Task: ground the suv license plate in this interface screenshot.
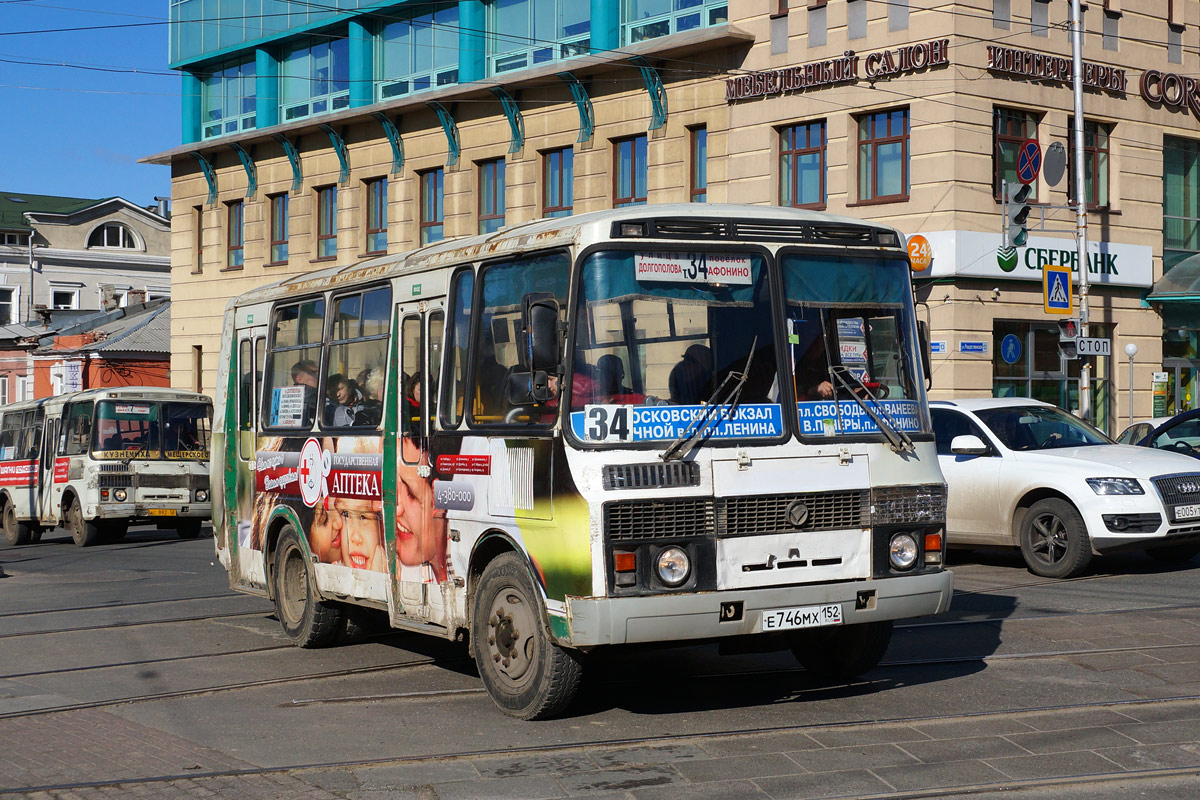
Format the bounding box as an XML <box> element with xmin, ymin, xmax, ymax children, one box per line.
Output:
<box><xmin>761</xmin><ymin>603</ymin><xmax>842</xmax><ymax>631</ymax></box>
<box><xmin>147</xmin><ymin>509</ymin><xmax>177</xmax><ymax>517</ymax></box>
<box><xmin>1175</xmin><ymin>504</ymin><xmax>1200</xmax><ymax>521</ymax></box>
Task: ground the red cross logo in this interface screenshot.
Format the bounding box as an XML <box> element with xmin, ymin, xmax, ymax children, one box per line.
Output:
<box><xmin>299</xmin><ymin>461</ymin><xmax>311</xmax><ymax>484</ymax></box>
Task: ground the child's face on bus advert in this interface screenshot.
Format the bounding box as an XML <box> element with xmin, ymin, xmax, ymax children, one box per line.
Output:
<box><xmin>336</xmin><ymin>497</ymin><xmax>384</xmax><ymax>571</ymax></box>
<box><xmin>395</xmin><ymin>438</ymin><xmax>446</xmax><ymax>568</ymax></box>
<box><xmin>309</xmin><ymin>499</ymin><xmax>342</xmax><ymax>563</ymax></box>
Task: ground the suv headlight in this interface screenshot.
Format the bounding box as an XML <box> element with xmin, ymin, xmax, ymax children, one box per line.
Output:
<box><xmin>1086</xmin><ymin>477</ymin><xmax>1144</xmax><ymax>495</ymax></box>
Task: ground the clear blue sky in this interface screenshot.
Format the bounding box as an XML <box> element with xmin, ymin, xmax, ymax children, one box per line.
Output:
<box><xmin>0</xmin><ymin>1</ymin><xmax>178</xmax><ymax>206</ymax></box>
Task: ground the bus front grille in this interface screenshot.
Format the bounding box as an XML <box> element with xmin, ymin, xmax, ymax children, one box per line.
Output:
<box><xmin>603</xmin><ymin>462</ymin><xmax>700</xmax><ymax>490</ymax></box>
<box><xmin>98</xmin><ymin>474</ymin><xmax>209</xmax><ymax>490</ymax></box>
<box><xmin>605</xmin><ymin>498</ymin><xmax>715</xmax><ymax>541</ymax></box>
<box><xmin>719</xmin><ymin>490</ymin><xmax>870</xmax><ymax>536</ymax></box>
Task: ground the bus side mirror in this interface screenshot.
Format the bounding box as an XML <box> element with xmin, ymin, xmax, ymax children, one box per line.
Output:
<box><xmin>519</xmin><ymin>293</ymin><xmax>561</xmax><ymax>373</ymax></box>
<box><xmin>505</xmin><ymin>369</ymin><xmax>551</xmax><ymax>406</ymax></box>
<box><xmin>918</xmin><ymin>321</ymin><xmax>933</xmax><ymax>391</ymax></box>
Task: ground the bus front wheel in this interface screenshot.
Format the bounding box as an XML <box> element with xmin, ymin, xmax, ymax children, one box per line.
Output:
<box><xmin>471</xmin><ymin>553</ymin><xmax>582</xmax><ymax>720</ymax></box>
<box><xmin>176</xmin><ymin>519</ymin><xmax>203</xmax><ymax>539</ymax></box>
<box><xmin>3</xmin><ymin>503</ymin><xmax>32</xmax><ymax>546</ymax></box>
<box><xmin>790</xmin><ymin>620</ymin><xmax>894</xmax><ymax>681</ymax></box>
<box><xmin>271</xmin><ymin>527</ymin><xmax>343</xmax><ymax>648</ymax></box>
<box><xmin>66</xmin><ymin>499</ymin><xmax>100</xmax><ymax>547</ymax></box>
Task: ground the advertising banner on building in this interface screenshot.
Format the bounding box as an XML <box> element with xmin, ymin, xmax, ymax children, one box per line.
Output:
<box><xmin>919</xmin><ymin>231</ymin><xmax>1153</xmax><ymax>289</ymax></box>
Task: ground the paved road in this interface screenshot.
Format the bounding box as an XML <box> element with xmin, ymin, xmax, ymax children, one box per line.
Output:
<box><xmin>1</xmin><ymin>529</ymin><xmax>1198</xmax><ymax>799</ymax></box>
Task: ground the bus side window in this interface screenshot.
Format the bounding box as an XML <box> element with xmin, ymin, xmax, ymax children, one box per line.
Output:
<box><xmin>0</xmin><ymin>413</ymin><xmax>16</xmax><ymax>460</ymax></box>
<box><xmin>62</xmin><ymin>403</ymin><xmax>94</xmax><ymax>456</ymax></box>
<box><xmin>441</xmin><ymin>268</ymin><xmax>474</xmax><ymax>429</ymax></box>
<box><xmin>263</xmin><ymin>297</ymin><xmax>325</xmax><ymax>430</ymax></box>
<box><xmin>400</xmin><ymin>314</ymin><xmax>422</xmax><ymax>443</ymax></box>
<box><xmin>238</xmin><ymin>339</ymin><xmax>253</xmax><ymax>432</ymax></box>
<box><xmin>324</xmin><ymin>285</ymin><xmax>390</xmax><ymax>429</ymax></box>
<box><xmin>427</xmin><ymin>310</ymin><xmax>444</xmax><ymax>428</ymax></box>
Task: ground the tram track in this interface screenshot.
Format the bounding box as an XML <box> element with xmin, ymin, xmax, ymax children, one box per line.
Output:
<box><xmin>0</xmin><ymin>592</ymin><xmax>252</xmax><ymax>620</ymax></box>
<box><xmin>2</xmin><ymin>694</ymin><xmax>1198</xmax><ymax>798</ymax></box>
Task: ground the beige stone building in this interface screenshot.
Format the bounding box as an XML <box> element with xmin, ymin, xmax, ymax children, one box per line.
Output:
<box><xmin>149</xmin><ymin>1</ymin><xmax>1200</xmax><ymax>435</ymax></box>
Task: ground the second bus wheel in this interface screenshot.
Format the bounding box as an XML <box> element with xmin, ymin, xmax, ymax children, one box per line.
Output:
<box><xmin>790</xmin><ymin>620</ymin><xmax>894</xmax><ymax>681</ymax></box>
<box><xmin>3</xmin><ymin>503</ymin><xmax>32</xmax><ymax>546</ymax></box>
<box><xmin>271</xmin><ymin>526</ymin><xmax>344</xmax><ymax>647</ymax></box>
<box><xmin>66</xmin><ymin>499</ymin><xmax>101</xmax><ymax>547</ymax></box>
<box><xmin>471</xmin><ymin>553</ymin><xmax>583</xmax><ymax>720</ymax></box>
<box><xmin>101</xmin><ymin>522</ymin><xmax>128</xmax><ymax>543</ymax></box>
<box><xmin>176</xmin><ymin>519</ymin><xmax>203</xmax><ymax>539</ymax></box>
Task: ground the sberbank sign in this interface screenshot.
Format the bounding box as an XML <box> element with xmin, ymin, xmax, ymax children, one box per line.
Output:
<box><xmin>921</xmin><ymin>231</ymin><xmax>1153</xmax><ymax>289</ymax></box>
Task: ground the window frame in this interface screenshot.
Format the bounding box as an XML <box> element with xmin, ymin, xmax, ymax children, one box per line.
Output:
<box><xmin>690</xmin><ymin>125</ymin><xmax>708</xmax><ymax>203</ymax></box>
<box><xmin>192</xmin><ymin>205</ymin><xmax>204</xmax><ymax>274</ymax></box>
<box><xmin>613</xmin><ymin>135</ymin><xmax>648</xmax><ymax>208</ymax></box>
<box><xmin>226</xmin><ymin>199</ymin><xmax>245</xmax><ymax>269</ymax></box>
<box><xmin>262</xmin><ymin>295</ymin><xmax>327</xmax><ymax>432</ymax></box>
<box><xmin>478</xmin><ymin>157</ymin><xmax>507</xmax><ymax>234</ymax></box>
<box><xmin>855</xmin><ymin>108</ymin><xmax>910</xmax><ymax>205</ymax></box>
<box><xmin>1068</xmin><ymin>118</ymin><xmax>1112</xmax><ymax>210</ymax></box>
<box><xmin>316</xmin><ymin>185</ymin><xmax>338</xmax><ymax>260</ymax></box>
<box><xmin>780</xmin><ymin>120</ymin><xmax>827</xmax><ymax>209</ymax></box>
<box><xmin>51</xmin><ymin>287</ymin><xmax>79</xmax><ymax>310</ymax></box>
<box><xmin>87</xmin><ymin>222</ymin><xmax>139</xmax><ymax>250</ymax></box>
<box><xmin>280</xmin><ymin>35</ymin><xmax>351</xmax><ymax>122</ymax></box>
<box><xmin>321</xmin><ymin>283</ymin><xmax>392</xmax><ymax>431</ymax></box>
<box><xmin>268</xmin><ymin>193</ymin><xmax>289</xmax><ymax>265</ymax></box>
<box><xmin>994</xmin><ymin>107</ymin><xmax>1040</xmax><ymax>202</ymax></box>
<box><xmin>420</xmin><ymin>168</ymin><xmax>445</xmax><ymax>245</ymax></box>
<box><xmin>542</xmin><ymin>147</ymin><xmax>574</xmax><ymax>218</ymax></box>
<box><xmin>364</xmin><ymin>177</ymin><xmax>388</xmax><ymax>255</ymax></box>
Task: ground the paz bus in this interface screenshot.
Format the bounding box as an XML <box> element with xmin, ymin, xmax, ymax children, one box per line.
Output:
<box><xmin>212</xmin><ymin>204</ymin><xmax>953</xmax><ymax>719</ymax></box>
<box><xmin>0</xmin><ymin>387</ymin><xmax>213</xmax><ymax>547</ymax></box>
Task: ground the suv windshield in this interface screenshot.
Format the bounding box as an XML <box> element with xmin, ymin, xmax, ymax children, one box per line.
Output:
<box><xmin>975</xmin><ymin>405</ymin><xmax>1110</xmax><ymax>451</ymax></box>
<box><xmin>92</xmin><ymin>401</ymin><xmax>212</xmax><ymax>460</ymax></box>
<box><xmin>780</xmin><ymin>253</ymin><xmax>929</xmax><ymax>438</ymax></box>
<box><xmin>569</xmin><ymin>250</ymin><xmax>780</xmax><ymax>446</ymax></box>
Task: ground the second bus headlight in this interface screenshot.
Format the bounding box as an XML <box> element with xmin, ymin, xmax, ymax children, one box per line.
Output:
<box><xmin>195</xmin><ymin>489</ymin><xmax>209</xmax><ymax>502</ymax></box>
<box><xmin>655</xmin><ymin>546</ymin><xmax>690</xmax><ymax>586</ymax></box>
<box><xmin>889</xmin><ymin>532</ymin><xmax>919</xmax><ymax>570</ymax></box>
<box><xmin>113</xmin><ymin>489</ymin><xmax>128</xmax><ymax>502</ymax></box>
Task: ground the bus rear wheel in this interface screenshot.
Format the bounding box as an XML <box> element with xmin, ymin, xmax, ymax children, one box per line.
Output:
<box><xmin>66</xmin><ymin>499</ymin><xmax>100</xmax><ymax>547</ymax></box>
<box><xmin>3</xmin><ymin>503</ymin><xmax>32</xmax><ymax>546</ymax></box>
<box><xmin>271</xmin><ymin>527</ymin><xmax>343</xmax><ymax>647</ymax></box>
<box><xmin>790</xmin><ymin>620</ymin><xmax>894</xmax><ymax>681</ymax></box>
<box><xmin>176</xmin><ymin>519</ymin><xmax>203</xmax><ymax>539</ymax></box>
<box><xmin>471</xmin><ymin>553</ymin><xmax>583</xmax><ymax>720</ymax></box>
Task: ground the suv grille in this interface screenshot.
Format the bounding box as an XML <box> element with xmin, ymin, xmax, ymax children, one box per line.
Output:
<box><xmin>1153</xmin><ymin>474</ymin><xmax>1200</xmax><ymax>506</ymax></box>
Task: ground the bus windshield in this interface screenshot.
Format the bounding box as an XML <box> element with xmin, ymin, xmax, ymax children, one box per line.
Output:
<box><xmin>570</xmin><ymin>250</ymin><xmax>781</xmax><ymax>446</ymax></box>
<box><xmin>92</xmin><ymin>401</ymin><xmax>212</xmax><ymax>460</ymax></box>
<box><xmin>781</xmin><ymin>253</ymin><xmax>929</xmax><ymax>438</ymax></box>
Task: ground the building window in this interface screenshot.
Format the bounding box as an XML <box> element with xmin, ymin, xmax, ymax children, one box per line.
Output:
<box><xmin>993</xmin><ymin>0</ymin><xmax>1010</xmax><ymax>30</ymax></box>
<box><xmin>0</xmin><ymin>287</ymin><xmax>15</xmax><ymax>325</ymax></box>
<box><xmin>622</xmin><ymin>0</ymin><xmax>728</xmax><ymax>45</ymax></box>
<box><xmin>1164</xmin><ymin>136</ymin><xmax>1200</xmax><ymax>273</ymax></box>
<box><xmin>479</xmin><ymin>158</ymin><xmax>507</xmax><ymax>234</ymax></box>
<box><xmin>857</xmin><ymin>109</ymin><xmax>909</xmax><ymax>203</ymax></box>
<box><xmin>226</xmin><ymin>200</ymin><xmax>244</xmax><ymax>268</ymax></box>
<box><xmin>200</xmin><ymin>58</ymin><xmax>256</xmax><ymax>140</ymax></box>
<box><xmin>848</xmin><ymin>0</ymin><xmax>866</xmax><ymax>39</ymax></box>
<box><xmin>365</xmin><ymin>178</ymin><xmax>387</xmax><ymax>254</ymax></box>
<box><xmin>0</xmin><ymin>375</ymin><xmax>6</xmax><ymax>406</ymax></box>
<box><xmin>809</xmin><ymin>0</ymin><xmax>827</xmax><ymax>47</ymax></box>
<box><xmin>317</xmin><ymin>185</ymin><xmax>338</xmax><ymax>259</ymax></box>
<box><xmin>377</xmin><ymin>5</ymin><xmax>459</xmax><ymax>100</ymax></box>
<box><xmin>994</xmin><ymin>108</ymin><xmax>1039</xmax><ymax>201</ymax></box>
<box><xmin>690</xmin><ymin>126</ymin><xmax>708</xmax><ymax>202</ymax></box>
<box><xmin>420</xmin><ymin>169</ymin><xmax>445</xmax><ymax>245</ymax></box>
<box><xmin>281</xmin><ymin>36</ymin><xmax>350</xmax><ymax>122</ymax></box>
<box><xmin>614</xmin><ymin>135</ymin><xmax>648</xmax><ymax>207</ymax></box>
<box><xmin>889</xmin><ymin>0</ymin><xmax>909</xmax><ymax>32</ymax></box>
<box><xmin>192</xmin><ymin>205</ymin><xmax>204</xmax><ymax>273</ymax></box>
<box><xmin>1</xmin><ymin>232</ymin><xmax>28</xmax><ymax>246</ymax></box>
<box><xmin>1031</xmin><ymin>0</ymin><xmax>1049</xmax><ymax>36</ymax></box>
<box><xmin>489</xmin><ymin>0</ymin><xmax>590</xmax><ymax>74</ymax></box>
<box><xmin>1102</xmin><ymin>10</ymin><xmax>1119</xmax><ymax>51</ymax></box>
<box><xmin>1068</xmin><ymin>119</ymin><xmax>1111</xmax><ymax>209</ymax></box>
<box><xmin>269</xmin><ymin>194</ymin><xmax>289</xmax><ymax>264</ymax></box>
<box><xmin>543</xmin><ymin>147</ymin><xmax>574</xmax><ymax>217</ymax></box>
<box><xmin>51</xmin><ymin>288</ymin><xmax>78</xmax><ymax>310</ymax></box>
<box><xmin>87</xmin><ymin>222</ymin><xmax>138</xmax><ymax>249</ymax></box>
<box><xmin>781</xmin><ymin>121</ymin><xmax>826</xmax><ymax>208</ymax></box>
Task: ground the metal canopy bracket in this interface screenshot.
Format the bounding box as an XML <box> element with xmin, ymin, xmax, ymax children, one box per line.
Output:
<box><xmin>189</xmin><ymin>152</ymin><xmax>218</xmax><ymax>206</ymax></box>
<box><xmin>630</xmin><ymin>56</ymin><xmax>668</xmax><ymax>131</ymax></box>
<box><xmin>318</xmin><ymin>123</ymin><xmax>350</xmax><ymax>185</ymax></box>
<box><xmin>557</xmin><ymin>72</ymin><xmax>594</xmax><ymax>143</ymax></box>
<box><xmin>427</xmin><ymin>102</ymin><xmax>460</xmax><ymax>167</ymax></box>
<box><xmin>228</xmin><ymin>142</ymin><xmax>257</xmax><ymax>199</ymax></box>
<box><xmin>273</xmin><ymin>133</ymin><xmax>303</xmax><ymax>193</ymax></box>
<box><xmin>490</xmin><ymin>87</ymin><xmax>524</xmax><ymax>154</ymax></box>
<box><xmin>372</xmin><ymin>112</ymin><xmax>405</xmax><ymax>176</ymax></box>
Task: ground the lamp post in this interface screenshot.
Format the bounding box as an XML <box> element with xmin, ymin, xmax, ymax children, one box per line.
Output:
<box><xmin>1124</xmin><ymin>342</ymin><xmax>1139</xmax><ymax>428</ymax></box>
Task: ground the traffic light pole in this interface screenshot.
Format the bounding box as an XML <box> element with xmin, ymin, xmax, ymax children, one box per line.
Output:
<box><xmin>1071</xmin><ymin>0</ymin><xmax>1091</xmax><ymax>423</ymax></box>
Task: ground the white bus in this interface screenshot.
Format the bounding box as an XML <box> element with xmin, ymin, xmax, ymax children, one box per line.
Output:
<box><xmin>0</xmin><ymin>387</ymin><xmax>213</xmax><ymax>547</ymax></box>
<box><xmin>212</xmin><ymin>204</ymin><xmax>953</xmax><ymax>719</ymax></box>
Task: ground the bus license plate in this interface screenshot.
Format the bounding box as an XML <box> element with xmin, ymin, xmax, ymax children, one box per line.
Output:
<box><xmin>761</xmin><ymin>603</ymin><xmax>842</xmax><ymax>631</ymax></box>
<box><xmin>1175</xmin><ymin>504</ymin><xmax>1200</xmax><ymax>521</ymax></box>
<box><xmin>147</xmin><ymin>509</ymin><xmax>177</xmax><ymax>517</ymax></box>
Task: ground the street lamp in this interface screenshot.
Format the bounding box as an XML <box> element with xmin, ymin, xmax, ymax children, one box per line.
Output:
<box><xmin>1124</xmin><ymin>343</ymin><xmax>1138</xmax><ymax>428</ymax></box>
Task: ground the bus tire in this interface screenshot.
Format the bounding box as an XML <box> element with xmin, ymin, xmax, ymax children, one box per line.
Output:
<box><xmin>1019</xmin><ymin>498</ymin><xmax>1092</xmax><ymax>579</ymax></box>
<box><xmin>471</xmin><ymin>553</ymin><xmax>583</xmax><ymax>720</ymax></box>
<box><xmin>176</xmin><ymin>519</ymin><xmax>203</xmax><ymax>539</ymax></box>
<box><xmin>102</xmin><ymin>523</ymin><xmax>128</xmax><ymax>543</ymax></box>
<box><xmin>3</xmin><ymin>503</ymin><xmax>32</xmax><ymax>546</ymax></box>
<box><xmin>66</xmin><ymin>499</ymin><xmax>100</xmax><ymax>547</ymax></box>
<box><xmin>791</xmin><ymin>620</ymin><xmax>894</xmax><ymax>681</ymax></box>
<box><xmin>272</xmin><ymin>527</ymin><xmax>343</xmax><ymax>648</ymax></box>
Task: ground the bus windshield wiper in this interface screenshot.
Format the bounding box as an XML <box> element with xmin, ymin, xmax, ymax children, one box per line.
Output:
<box><xmin>827</xmin><ymin>366</ymin><xmax>915</xmax><ymax>454</ymax></box>
<box><xmin>662</xmin><ymin>338</ymin><xmax>756</xmax><ymax>462</ymax></box>
<box><xmin>122</xmin><ymin>442</ymin><xmax>149</xmax><ymax>465</ymax></box>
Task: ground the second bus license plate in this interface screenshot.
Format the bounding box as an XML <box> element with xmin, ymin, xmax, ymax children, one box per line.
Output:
<box><xmin>761</xmin><ymin>603</ymin><xmax>842</xmax><ymax>631</ymax></box>
<box><xmin>147</xmin><ymin>509</ymin><xmax>177</xmax><ymax>517</ymax></box>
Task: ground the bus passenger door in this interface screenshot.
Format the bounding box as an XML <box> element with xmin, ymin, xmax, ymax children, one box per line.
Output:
<box><xmin>39</xmin><ymin>414</ymin><xmax>62</xmax><ymax>526</ymax></box>
<box><xmin>232</xmin><ymin>331</ymin><xmax>266</xmax><ymax>577</ymax></box>
<box><xmin>392</xmin><ymin>305</ymin><xmax>449</xmax><ymax>625</ymax></box>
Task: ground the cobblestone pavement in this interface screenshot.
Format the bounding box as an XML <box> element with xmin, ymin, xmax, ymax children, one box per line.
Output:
<box><xmin>2</xmin><ymin>698</ymin><xmax>1198</xmax><ymax>799</ymax></box>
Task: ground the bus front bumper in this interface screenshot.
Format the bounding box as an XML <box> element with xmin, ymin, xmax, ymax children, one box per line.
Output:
<box><xmin>563</xmin><ymin>570</ymin><xmax>953</xmax><ymax>648</ymax></box>
<box><xmin>87</xmin><ymin>503</ymin><xmax>212</xmax><ymax>521</ymax></box>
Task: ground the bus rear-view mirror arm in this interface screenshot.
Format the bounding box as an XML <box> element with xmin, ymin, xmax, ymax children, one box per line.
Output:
<box><xmin>918</xmin><ymin>320</ymin><xmax>933</xmax><ymax>391</ymax></box>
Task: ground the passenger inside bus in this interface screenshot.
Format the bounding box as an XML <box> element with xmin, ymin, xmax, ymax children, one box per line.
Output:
<box><xmin>325</xmin><ymin>373</ymin><xmax>365</xmax><ymax>427</ymax></box>
<box><xmin>404</xmin><ymin>373</ymin><xmax>422</xmax><ymax>436</ymax></box>
<box><xmin>291</xmin><ymin>359</ymin><xmax>320</xmax><ymax>423</ymax></box>
<box><xmin>669</xmin><ymin>344</ymin><xmax>714</xmax><ymax>405</ymax></box>
<box><xmin>353</xmin><ymin>367</ymin><xmax>384</xmax><ymax>426</ymax></box>
<box><xmin>794</xmin><ymin>335</ymin><xmax>835</xmax><ymax>401</ymax></box>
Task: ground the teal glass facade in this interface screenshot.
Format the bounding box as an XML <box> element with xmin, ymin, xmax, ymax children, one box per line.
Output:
<box><xmin>172</xmin><ymin>0</ymin><xmax>728</xmax><ymax>143</ymax></box>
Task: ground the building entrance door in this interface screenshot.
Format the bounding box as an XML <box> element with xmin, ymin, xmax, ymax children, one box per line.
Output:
<box><xmin>1162</xmin><ymin>359</ymin><xmax>1200</xmax><ymax>415</ymax></box>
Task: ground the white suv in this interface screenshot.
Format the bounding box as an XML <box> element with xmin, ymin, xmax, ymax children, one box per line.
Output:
<box><xmin>931</xmin><ymin>398</ymin><xmax>1200</xmax><ymax>578</ymax></box>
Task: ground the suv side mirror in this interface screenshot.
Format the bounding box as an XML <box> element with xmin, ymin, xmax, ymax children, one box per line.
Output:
<box><xmin>518</xmin><ymin>292</ymin><xmax>561</xmax><ymax>373</ymax></box>
<box><xmin>950</xmin><ymin>434</ymin><xmax>990</xmax><ymax>456</ymax></box>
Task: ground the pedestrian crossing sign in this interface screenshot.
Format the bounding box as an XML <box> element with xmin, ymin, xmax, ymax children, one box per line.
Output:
<box><xmin>1043</xmin><ymin>265</ymin><xmax>1073</xmax><ymax>315</ymax></box>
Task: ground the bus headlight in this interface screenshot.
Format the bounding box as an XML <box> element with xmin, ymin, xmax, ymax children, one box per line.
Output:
<box><xmin>195</xmin><ymin>489</ymin><xmax>209</xmax><ymax>503</ymax></box>
<box><xmin>655</xmin><ymin>546</ymin><xmax>690</xmax><ymax>586</ymax></box>
<box><xmin>113</xmin><ymin>489</ymin><xmax>128</xmax><ymax>502</ymax></box>
<box><xmin>888</xmin><ymin>532</ymin><xmax>919</xmax><ymax>570</ymax></box>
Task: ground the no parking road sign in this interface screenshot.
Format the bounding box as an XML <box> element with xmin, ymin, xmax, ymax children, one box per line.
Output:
<box><xmin>1017</xmin><ymin>139</ymin><xmax>1042</xmax><ymax>185</ymax></box>
<box><xmin>1043</xmin><ymin>264</ymin><xmax>1073</xmax><ymax>315</ymax></box>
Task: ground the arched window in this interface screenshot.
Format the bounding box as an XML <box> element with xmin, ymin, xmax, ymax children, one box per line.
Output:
<box><xmin>88</xmin><ymin>222</ymin><xmax>139</xmax><ymax>250</ymax></box>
